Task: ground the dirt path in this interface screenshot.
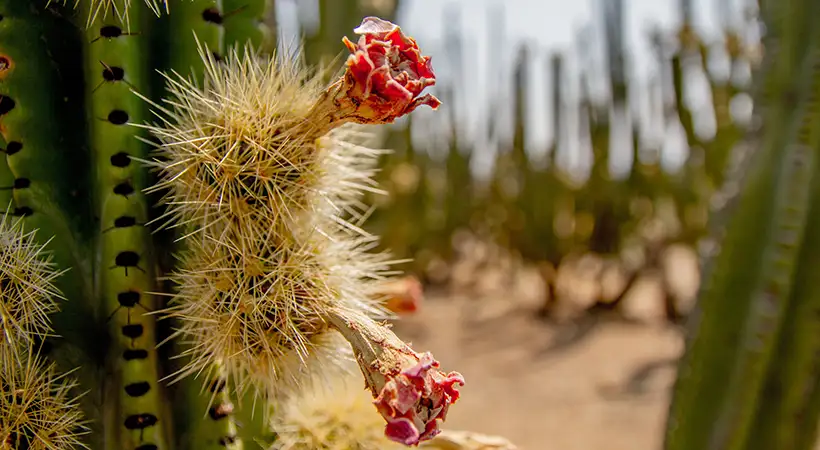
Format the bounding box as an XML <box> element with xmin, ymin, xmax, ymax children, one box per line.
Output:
<box><xmin>391</xmin><ymin>292</ymin><xmax>683</xmax><ymax>450</ymax></box>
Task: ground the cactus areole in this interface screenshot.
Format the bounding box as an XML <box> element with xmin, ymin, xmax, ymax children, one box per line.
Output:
<box><xmin>0</xmin><ymin>2</ymin><xmax>460</xmax><ymax>448</ymax></box>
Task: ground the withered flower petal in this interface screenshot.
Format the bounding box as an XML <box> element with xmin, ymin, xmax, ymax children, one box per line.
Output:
<box><xmin>330</xmin><ymin>16</ymin><xmax>441</xmax><ymax>125</ymax></box>
<box><xmin>327</xmin><ymin>309</ymin><xmax>464</xmax><ymax>446</ymax></box>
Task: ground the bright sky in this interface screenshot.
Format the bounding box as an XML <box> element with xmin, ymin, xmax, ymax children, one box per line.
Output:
<box><xmin>278</xmin><ymin>0</ymin><xmax>756</xmax><ymax>176</ymax></box>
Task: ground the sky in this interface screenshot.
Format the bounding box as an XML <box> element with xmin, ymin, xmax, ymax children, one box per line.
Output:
<box><xmin>277</xmin><ymin>0</ymin><xmax>757</xmax><ymax>177</ymax></box>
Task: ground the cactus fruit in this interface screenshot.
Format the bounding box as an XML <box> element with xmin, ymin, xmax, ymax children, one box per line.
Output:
<box><xmin>1</xmin><ymin>1</ymin><xmax>466</xmax><ymax>447</ymax></box>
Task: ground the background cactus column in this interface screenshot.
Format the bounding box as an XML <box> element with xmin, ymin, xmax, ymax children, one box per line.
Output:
<box><xmin>664</xmin><ymin>0</ymin><xmax>820</xmax><ymax>448</ymax></box>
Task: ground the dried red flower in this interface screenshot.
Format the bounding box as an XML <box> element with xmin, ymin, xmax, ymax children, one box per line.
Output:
<box><xmin>331</xmin><ymin>16</ymin><xmax>441</xmax><ymax>124</ymax></box>
<box><xmin>327</xmin><ymin>310</ymin><xmax>464</xmax><ymax>446</ymax></box>
<box><xmin>374</xmin><ymin>352</ymin><xmax>465</xmax><ymax>445</ymax></box>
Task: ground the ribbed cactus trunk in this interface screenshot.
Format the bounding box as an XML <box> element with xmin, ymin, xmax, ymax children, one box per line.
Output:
<box><xmin>0</xmin><ymin>3</ymin><xmax>466</xmax><ymax>450</ymax></box>
<box><xmin>664</xmin><ymin>1</ymin><xmax>820</xmax><ymax>449</ymax></box>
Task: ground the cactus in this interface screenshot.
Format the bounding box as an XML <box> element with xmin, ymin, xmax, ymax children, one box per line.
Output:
<box><xmin>0</xmin><ymin>3</ymin><xmax>469</xmax><ymax>449</ymax></box>
<box><xmin>664</xmin><ymin>1</ymin><xmax>820</xmax><ymax>449</ymax></box>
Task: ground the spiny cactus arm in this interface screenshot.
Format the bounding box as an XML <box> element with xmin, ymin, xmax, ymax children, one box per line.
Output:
<box><xmin>0</xmin><ymin>342</ymin><xmax>89</xmax><ymax>449</ymax></box>
<box><xmin>222</xmin><ymin>0</ymin><xmax>273</xmax><ymax>53</ymax></box>
<box><xmin>664</xmin><ymin>1</ymin><xmax>815</xmax><ymax>447</ymax></box>
<box><xmin>0</xmin><ymin>203</ymin><xmax>86</xmax><ymax>448</ymax></box>
<box><xmin>81</xmin><ymin>2</ymin><xmax>173</xmax><ymax>449</ymax></box>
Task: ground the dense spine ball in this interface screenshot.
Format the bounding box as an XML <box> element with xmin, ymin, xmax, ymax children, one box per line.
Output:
<box><xmin>142</xmin><ymin>45</ymin><xmax>394</xmax><ymax>395</ymax></box>
<box><xmin>0</xmin><ymin>345</ymin><xmax>87</xmax><ymax>450</ymax></box>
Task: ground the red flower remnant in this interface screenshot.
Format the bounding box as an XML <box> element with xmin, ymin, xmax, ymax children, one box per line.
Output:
<box><xmin>374</xmin><ymin>352</ymin><xmax>465</xmax><ymax>445</ymax></box>
<box><xmin>326</xmin><ymin>310</ymin><xmax>465</xmax><ymax>447</ymax></box>
<box><xmin>336</xmin><ymin>16</ymin><xmax>441</xmax><ymax>124</ymax></box>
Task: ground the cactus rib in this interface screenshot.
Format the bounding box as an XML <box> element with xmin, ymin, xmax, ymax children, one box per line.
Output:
<box><xmin>82</xmin><ymin>1</ymin><xmax>172</xmax><ymax>448</ymax></box>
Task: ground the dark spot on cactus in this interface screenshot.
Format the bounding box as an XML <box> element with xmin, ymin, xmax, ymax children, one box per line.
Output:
<box><xmin>102</xmin><ymin>65</ymin><xmax>125</xmax><ymax>81</ymax></box>
<box><xmin>219</xmin><ymin>435</ymin><xmax>238</xmax><ymax>446</ymax></box>
<box><xmin>13</xmin><ymin>178</ymin><xmax>29</xmax><ymax>189</ymax></box>
<box><xmin>114</xmin><ymin>251</ymin><xmax>142</xmax><ymax>276</ymax></box>
<box><xmin>114</xmin><ymin>181</ymin><xmax>135</xmax><ymax>196</ymax></box>
<box><xmin>4</xmin><ymin>141</ymin><xmax>22</xmax><ymax>155</ymax></box>
<box><xmin>124</xmin><ymin>413</ymin><xmax>158</xmax><ymax>430</ymax></box>
<box><xmin>92</xmin><ymin>26</ymin><xmax>141</xmax><ymax>43</ymax></box>
<box><xmin>118</xmin><ymin>290</ymin><xmax>141</xmax><ymax>307</ymax></box>
<box><xmin>0</xmin><ymin>14</ymin><xmax>3</xmax><ymax>22</ymax></box>
<box><xmin>123</xmin><ymin>349</ymin><xmax>148</xmax><ymax>360</ymax></box>
<box><xmin>111</xmin><ymin>151</ymin><xmax>131</xmax><ymax>167</ymax></box>
<box><xmin>0</xmin><ymin>95</ymin><xmax>15</xmax><ymax>115</ymax></box>
<box><xmin>108</xmin><ymin>110</ymin><xmax>129</xmax><ymax>125</ymax></box>
<box><xmin>122</xmin><ymin>324</ymin><xmax>144</xmax><ymax>338</ymax></box>
<box><xmin>209</xmin><ymin>403</ymin><xmax>234</xmax><ymax>420</ymax></box>
<box><xmin>212</xmin><ymin>52</ymin><xmax>223</xmax><ymax>63</ymax></box>
<box><xmin>100</xmin><ymin>25</ymin><xmax>122</xmax><ymax>38</ymax></box>
<box><xmin>115</xmin><ymin>216</ymin><xmax>137</xmax><ymax>228</ymax></box>
<box><xmin>136</xmin><ymin>445</ymin><xmax>158</xmax><ymax>450</ymax></box>
<box><xmin>202</xmin><ymin>7</ymin><xmax>223</xmax><ymax>24</ymax></box>
<box><xmin>208</xmin><ymin>377</ymin><xmax>227</xmax><ymax>393</ymax></box>
<box><xmin>12</xmin><ymin>207</ymin><xmax>32</xmax><ymax>217</ymax></box>
<box><xmin>125</xmin><ymin>381</ymin><xmax>151</xmax><ymax>397</ymax></box>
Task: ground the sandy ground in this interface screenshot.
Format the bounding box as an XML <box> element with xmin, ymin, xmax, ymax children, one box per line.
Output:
<box><xmin>390</xmin><ymin>275</ymin><xmax>686</xmax><ymax>450</ymax></box>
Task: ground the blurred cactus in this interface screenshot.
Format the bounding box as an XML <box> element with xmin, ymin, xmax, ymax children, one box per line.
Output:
<box><xmin>0</xmin><ymin>3</ymin><xmax>474</xmax><ymax>448</ymax></box>
<box><xmin>664</xmin><ymin>1</ymin><xmax>820</xmax><ymax>449</ymax></box>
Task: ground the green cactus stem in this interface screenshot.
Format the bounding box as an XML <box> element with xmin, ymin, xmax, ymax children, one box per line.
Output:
<box><xmin>164</xmin><ymin>0</ymin><xmax>223</xmax><ymax>78</ymax></box>
<box><xmin>81</xmin><ymin>2</ymin><xmax>172</xmax><ymax>449</ymax></box>
<box><xmin>741</xmin><ymin>15</ymin><xmax>820</xmax><ymax>450</ymax></box>
<box><xmin>664</xmin><ymin>1</ymin><xmax>820</xmax><ymax>448</ymax></box>
<box><xmin>221</xmin><ymin>0</ymin><xmax>273</xmax><ymax>53</ymax></box>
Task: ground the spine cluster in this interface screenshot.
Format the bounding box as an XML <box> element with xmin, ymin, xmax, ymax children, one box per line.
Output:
<box><xmin>0</xmin><ymin>213</ymin><xmax>87</xmax><ymax>449</ymax></box>
<box><xmin>141</xmin><ymin>17</ymin><xmax>464</xmax><ymax>445</ymax></box>
<box><xmin>141</xmin><ymin>43</ymin><xmax>393</xmax><ymax>396</ymax></box>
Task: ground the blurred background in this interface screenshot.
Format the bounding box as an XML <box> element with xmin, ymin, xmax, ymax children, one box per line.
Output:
<box><xmin>271</xmin><ymin>1</ymin><xmax>762</xmax><ymax>448</ymax></box>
